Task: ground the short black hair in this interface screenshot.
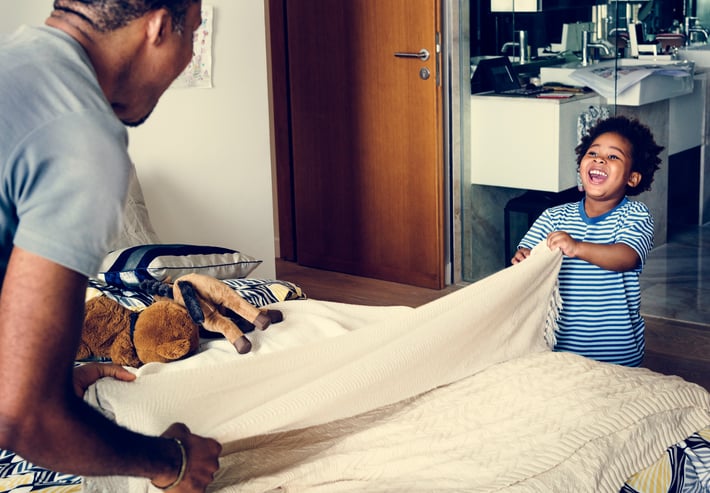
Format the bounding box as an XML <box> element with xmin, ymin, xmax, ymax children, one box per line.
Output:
<box><xmin>53</xmin><ymin>0</ymin><xmax>200</xmax><ymax>33</ymax></box>
<box><xmin>575</xmin><ymin>115</ymin><xmax>663</xmax><ymax>196</ymax></box>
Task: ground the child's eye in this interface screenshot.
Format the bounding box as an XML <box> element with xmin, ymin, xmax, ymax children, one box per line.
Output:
<box><xmin>608</xmin><ymin>154</ymin><xmax>619</xmax><ymax>160</ymax></box>
<box><xmin>587</xmin><ymin>151</ymin><xmax>597</xmax><ymax>157</ymax></box>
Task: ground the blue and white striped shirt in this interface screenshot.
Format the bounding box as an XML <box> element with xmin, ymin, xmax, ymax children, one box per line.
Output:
<box><xmin>518</xmin><ymin>198</ymin><xmax>654</xmax><ymax>366</ymax></box>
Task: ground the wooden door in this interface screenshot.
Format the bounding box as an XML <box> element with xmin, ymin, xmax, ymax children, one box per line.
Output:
<box><xmin>279</xmin><ymin>0</ymin><xmax>445</xmax><ymax>289</ymax></box>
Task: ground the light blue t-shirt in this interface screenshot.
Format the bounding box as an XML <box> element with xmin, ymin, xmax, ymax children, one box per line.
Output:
<box><xmin>0</xmin><ymin>25</ymin><xmax>130</xmax><ymax>285</ymax></box>
<box><xmin>518</xmin><ymin>198</ymin><xmax>654</xmax><ymax>366</ymax></box>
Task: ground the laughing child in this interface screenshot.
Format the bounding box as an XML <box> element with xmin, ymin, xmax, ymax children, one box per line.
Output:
<box><xmin>511</xmin><ymin>115</ymin><xmax>663</xmax><ymax>366</ymax></box>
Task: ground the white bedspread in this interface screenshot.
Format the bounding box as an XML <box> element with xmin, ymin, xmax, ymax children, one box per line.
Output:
<box><xmin>83</xmin><ymin>244</ymin><xmax>710</xmax><ymax>492</ymax></box>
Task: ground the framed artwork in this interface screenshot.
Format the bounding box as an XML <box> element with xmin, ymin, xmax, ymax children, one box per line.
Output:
<box><xmin>172</xmin><ymin>4</ymin><xmax>213</xmax><ymax>89</ymax></box>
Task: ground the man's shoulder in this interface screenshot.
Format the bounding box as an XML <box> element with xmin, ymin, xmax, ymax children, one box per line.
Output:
<box><xmin>0</xmin><ymin>25</ymin><xmax>105</xmax><ymax>112</ymax></box>
<box><xmin>1</xmin><ymin>25</ymin><xmax>83</xmax><ymax>67</ymax></box>
<box><xmin>0</xmin><ymin>25</ymin><xmax>121</xmax><ymax>162</ymax></box>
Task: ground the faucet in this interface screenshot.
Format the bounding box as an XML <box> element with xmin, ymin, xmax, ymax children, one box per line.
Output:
<box><xmin>685</xmin><ymin>17</ymin><xmax>710</xmax><ymax>45</ymax></box>
<box><xmin>501</xmin><ymin>41</ymin><xmax>520</xmax><ymax>54</ymax></box>
<box><xmin>688</xmin><ymin>28</ymin><xmax>710</xmax><ymax>44</ymax></box>
<box><xmin>581</xmin><ymin>31</ymin><xmax>611</xmax><ymax>66</ymax></box>
<box><xmin>500</xmin><ymin>31</ymin><xmax>529</xmax><ymax>64</ymax></box>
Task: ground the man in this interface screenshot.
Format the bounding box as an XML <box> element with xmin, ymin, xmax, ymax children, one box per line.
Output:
<box><xmin>0</xmin><ymin>1</ymin><xmax>221</xmax><ymax>491</ymax></box>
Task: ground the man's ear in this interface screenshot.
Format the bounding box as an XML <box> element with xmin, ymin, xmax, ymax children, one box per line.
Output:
<box><xmin>627</xmin><ymin>171</ymin><xmax>642</xmax><ymax>188</ymax></box>
<box><xmin>144</xmin><ymin>8</ymin><xmax>172</xmax><ymax>46</ymax></box>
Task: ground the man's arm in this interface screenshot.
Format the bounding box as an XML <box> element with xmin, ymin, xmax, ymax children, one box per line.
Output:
<box><xmin>0</xmin><ymin>247</ymin><xmax>220</xmax><ymax>490</ymax></box>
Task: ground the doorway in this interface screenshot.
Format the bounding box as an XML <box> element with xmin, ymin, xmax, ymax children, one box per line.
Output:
<box><xmin>268</xmin><ymin>0</ymin><xmax>465</xmax><ymax>289</ymax></box>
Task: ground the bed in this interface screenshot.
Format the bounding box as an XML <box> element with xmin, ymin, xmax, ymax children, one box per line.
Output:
<box><xmin>1</xmin><ymin>171</ymin><xmax>709</xmax><ymax>493</ymax></box>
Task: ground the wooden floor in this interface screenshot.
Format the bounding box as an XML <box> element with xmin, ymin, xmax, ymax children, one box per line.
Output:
<box><xmin>644</xmin><ymin>317</ymin><xmax>710</xmax><ymax>391</ymax></box>
<box><xmin>276</xmin><ymin>258</ymin><xmax>463</xmax><ymax>307</ymax></box>
<box><xmin>276</xmin><ymin>259</ymin><xmax>710</xmax><ymax>391</ymax></box>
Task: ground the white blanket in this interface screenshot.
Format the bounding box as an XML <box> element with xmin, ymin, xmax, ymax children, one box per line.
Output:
<box><xmin>84</xmin><ymin>244</ymin><xmax>710</xmax><ymax>492</ymax></box>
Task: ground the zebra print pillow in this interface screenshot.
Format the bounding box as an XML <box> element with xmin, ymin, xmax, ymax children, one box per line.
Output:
<box><xmin>87</xmin><ymin>277</ymin><xmax>306</xmax><ymax>310</ymax></box>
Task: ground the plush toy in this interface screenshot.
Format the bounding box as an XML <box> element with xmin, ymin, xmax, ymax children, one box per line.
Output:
<box><xmin>78</xmin><ymin>274</ymin><xmax>285</xmax><ymax>367</ymax></box>
<box><xmin>141</xmin><ymin>273</ymin><xmax>284</xmax><ymax>354</ymax></box>
<box><xmin>78</xmin><ymin>296</ymin><xmax>201</xmax><ymax>367</ymax></box>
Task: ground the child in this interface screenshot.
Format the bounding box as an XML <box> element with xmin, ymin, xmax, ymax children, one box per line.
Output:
<box><xmin>511</xmin><ymin>115</ymin><xmax>663</xmax><ymax>367</ymax></box>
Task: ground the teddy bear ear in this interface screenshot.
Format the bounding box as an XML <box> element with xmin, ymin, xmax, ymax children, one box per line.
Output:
<box><xmin>155</xmin><ymin>339</ymin><xmax>193</xmax><ymax>360</ymax></box>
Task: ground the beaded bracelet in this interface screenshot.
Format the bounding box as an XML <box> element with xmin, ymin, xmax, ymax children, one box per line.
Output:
<box><xmin>162</xmin><ymin>438</ymin><xmax>188</xmax><ymax>491</ymax></box>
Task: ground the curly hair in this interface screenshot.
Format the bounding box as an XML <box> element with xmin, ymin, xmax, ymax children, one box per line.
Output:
<box><xmin>575</xmin><ymin>115</ymin><xmax>663</xmax><ymax>196</ymax></box>
<box><xmin>53</xmin><ymin>0</ymin><xmax>200</xmax><ymax>34</ymax></box>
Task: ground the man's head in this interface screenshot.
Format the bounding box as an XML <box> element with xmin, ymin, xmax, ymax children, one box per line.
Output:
<box><xmin>52</xmin><ymin>0</ymin><xmax>200</xmax><ymax>34</ymax></box>
<box><xmin>47</xmin><ymin>0</ymin><xmax>202</xmax><ymax>126</ymax></box>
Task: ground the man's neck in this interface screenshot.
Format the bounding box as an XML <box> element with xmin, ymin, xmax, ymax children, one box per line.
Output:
<box><xmin>44</xmin><ymin>11</ymin><xmax>138</xmax><ymax>112</ymax></box>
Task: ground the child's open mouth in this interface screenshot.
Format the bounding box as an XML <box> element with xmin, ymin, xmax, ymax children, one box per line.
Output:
<box><xmin>588</xmin><ymin>169</ymin><xmax>607</xmax><ymax>185</ymax></box>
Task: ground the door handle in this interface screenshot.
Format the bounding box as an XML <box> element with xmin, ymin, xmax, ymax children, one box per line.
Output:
<box><xmin>394</xmin><ymin>48</ymin><xmax>430</xmax><ymax>61</ymax></box>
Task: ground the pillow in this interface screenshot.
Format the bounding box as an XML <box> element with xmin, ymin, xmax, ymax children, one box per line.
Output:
<box><xmin>221</xmin><ymin>278</ymin><xmax>306</xmax><ymax>305</ymax></box>
<box><xmin>108</xmin><ymin>164</ymin><xmax>162</xmax><ymax>251</ymax></box>
<box><xmin>97</xmin><ymin>244</ymin><xmax>261</xmax><ymax>289</ymax></box>
<box><xmin>87</xmin><ymin>277</ymin><xmax>306</xmax><ymax>310</ymax></box>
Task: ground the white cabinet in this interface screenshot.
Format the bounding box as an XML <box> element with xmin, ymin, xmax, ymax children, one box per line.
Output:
<box><xmin>490</xmin><ymin>0</ymin><xmax>541</xmax><ymax>11</ymax></box>
<box><xmin>470</xmin><ymin>93</ymin><xmax>601</xmax><ymax>192</ymax></box>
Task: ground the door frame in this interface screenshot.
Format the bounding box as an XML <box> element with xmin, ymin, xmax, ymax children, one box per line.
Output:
<box><xmin>265</xmin><ymin>0</ymin><xmax>295</xmax><ymax>261</ymax></box>
<box><xmin>265</xmin><ymin>0</ymin><xmax>467</xmax><ymax>285</ymax></box>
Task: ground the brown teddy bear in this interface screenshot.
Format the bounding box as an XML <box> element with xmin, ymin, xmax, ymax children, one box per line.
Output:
<box><xmin>79</xmin><ymin>274</ymin><xmax>286</xmax><ymax>367</ymax></box>
<box><xmin>78</xmin><ymin>296</ymin><xmax>200</xmax><ymax>368</ymax></box>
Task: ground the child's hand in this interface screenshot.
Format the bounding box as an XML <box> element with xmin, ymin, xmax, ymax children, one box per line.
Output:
<box><xmin>547</xmin><ymin>231</ymin><xmax>578</xmax><ymax>257</ymax></box>
<box><xmin>511</xmin><ymin>247</ymin><xmax>531</xmax><ymax>264</ymax></box>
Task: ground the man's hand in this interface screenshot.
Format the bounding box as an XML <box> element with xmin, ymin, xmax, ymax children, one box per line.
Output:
<box><xmin>75</xmin><ymin>364</ymin><xmax>222</xmax><ymax>491</ymax></box>
<box><xmin>151</xmin><ymin>423</ymin><xmax>222</xmax><ymax>492</ymax></box>
<box><xmin>73</xmin><ymin>362</ymin><xmax>136</xmax><ymax>398</ymax></box>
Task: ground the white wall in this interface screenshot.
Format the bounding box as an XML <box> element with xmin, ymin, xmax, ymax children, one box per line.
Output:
<box><xmin>0</xmin><ymin>1</ymin><xmax>277</xmax><ymax>278</ymax></box>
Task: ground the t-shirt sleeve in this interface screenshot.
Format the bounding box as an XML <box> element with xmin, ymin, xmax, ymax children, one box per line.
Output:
<box><xmin>10</xmin><ymin>111</ymin><xmax>130</xmax><ymax>277</ymax></box>
<box><xmin>517</xmin><ymin>209</ymin><xmax>554</xmax><ymax>250</ymax></box>
<box><xmin>615</xmin><ymin>201</ymin><xmax>654</xmax><ymax>269</ymax></box>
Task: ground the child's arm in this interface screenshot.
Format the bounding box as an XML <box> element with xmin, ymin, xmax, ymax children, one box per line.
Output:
<box><xmin>512</xmin><ymin>210</ymin><xmax>556</xmax><ymax>265</ymax></box>
<box><xmin>511</xmin><ymin>247</ymin><xmax>531</xmax><ymax>265</ymax></box>
<box><xmin>547</xmin><ymin>231</ymin><xmax>640</xmax><ymax>272</ymax></box>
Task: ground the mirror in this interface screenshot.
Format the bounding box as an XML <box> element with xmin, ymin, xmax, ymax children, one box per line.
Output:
<box><xmin>471</xmin><ymin>1</ymin><xmax>708</xmax><ymax>78</ymax></box>
<box><xmin>698</xmin><ymin>0</ymin><xmax>710</xmax><ymax>33</ymax></box>
<box><xmin>463</xmin><ymin>0</ymin><xmax>706</xmax><ymax>283</ymax></box>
